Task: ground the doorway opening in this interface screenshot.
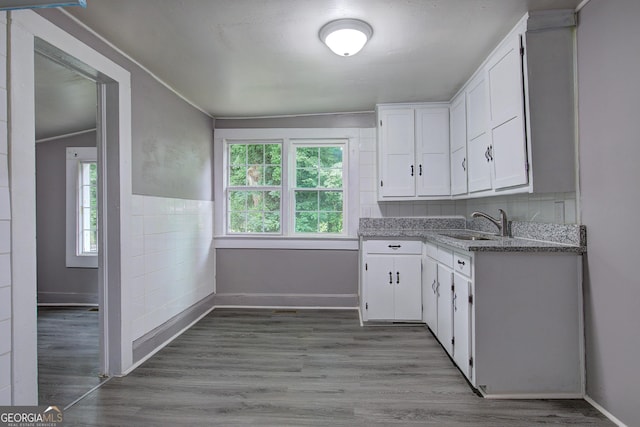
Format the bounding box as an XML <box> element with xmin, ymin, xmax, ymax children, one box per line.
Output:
<box><xmin>34</xmin><ymin>50</ymin><xmax>106</xmax><ymax>406</ymax></box>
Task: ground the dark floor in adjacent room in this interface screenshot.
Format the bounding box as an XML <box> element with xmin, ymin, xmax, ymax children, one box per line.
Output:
<box><xmin>38</xmin><ymin>306</ymin><xmax>107</xmax><ymax>407</ymax></box>
<box><xmin>57</xmin><ymin>308</ymin><xmax>613</xmax><ymax>426</ymax></box>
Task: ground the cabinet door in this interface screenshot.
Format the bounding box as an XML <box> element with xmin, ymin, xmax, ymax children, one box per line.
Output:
<box><xmin>450</xmin><ymin>93</ymin><xmax>468</xmax><ymax>196</ymax></box>
<box><xmin>467</xmin><ymin>132</ymin><xmax>492</xmax><ymax>193</ymax></box>
<box><xmin>487</xmin><ymin>34</ymin><xmax>528</xmax><ymax>190</ymax></box>
<box><xmin>365</xmin><ymin>256</ymin><xmax>395</xmax><ymax>320</ymax></box>
<box><xmin>453</xmin><ymin>273</ymin><xmax>472</xmax><ymax>381</ymax></box>
<box><xmin>379</xmin><ymin>108</ymin><xmax>415</xmax><ymax>197</ymax></box>
<box><xmin>437</xmin><ymin>264</ymin><xmax>454</xmax><ymax>356</ymax></box>
<box><xmin>415</xmin><ymin>107</ymin><xmax>450</xmax><ymax>196</ymax></box>
<box><xmin>422</xmin><ymin>256</ymin><xmax>438</xmax><ymax>331</ymax></box>
<box><xmin>393</xmin><ymin>256</ymin><xmax>422</xmax><ymax>321</ymax></box>
<box><xmin>466</xmin><ymin>75</ymin><xmax>492</xmax><ymax>193</ymax></box>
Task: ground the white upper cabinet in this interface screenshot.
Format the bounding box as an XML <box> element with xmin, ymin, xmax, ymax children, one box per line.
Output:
<box><xmin>450</xmin><ymin>92</ymin><xmax>468</xmax><ymax>196</ymax></box>
<box><xmin>378</xmin><ymin>108</ymin><xmax>415</xmax><ymax>198</ymax></box>
<box><xmin>465</xmin><ymin>74</ymin><xmax>493</xmax><ymax>193</ymax></box>
<box><xmin>487</xmin><ymin>33</ymin><xmax>529</xmax><ymax>190</ymax></box>
<box><xmin>378</xmin><ymin>104</ymin><xmax>450</xmax><ymax>200</ymax></box>
<box><xmin>377</xmin><ymin>10</ymin><xmax>576</xmax><ymax>201</ymax></box>
<box><xmin>416</xmin><ymin>107</ymin><xmax>450</xmax><ymax>197</ymax></box>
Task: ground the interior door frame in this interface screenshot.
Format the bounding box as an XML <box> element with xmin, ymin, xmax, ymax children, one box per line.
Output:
<box><xmin>9</xmin><ymin>9</ymin><xmax>133</xmax><ymax>404</ymax></box>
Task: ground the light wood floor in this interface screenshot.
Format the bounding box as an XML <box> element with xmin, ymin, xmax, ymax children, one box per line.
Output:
<box><xmin>64</xmin><ymin>309</ymin><xmax>612</xmax><ymax>426</ymax></box>
<box><xmin>38</xmin><ymin>307</ymin><xmax>106</xmax><ymax>407</ymax></box>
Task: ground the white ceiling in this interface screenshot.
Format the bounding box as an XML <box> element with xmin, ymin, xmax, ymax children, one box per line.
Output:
<box><xmin>35</xmin><ymin>52</ymin><xmax>97</xmax><ymax>140</ymax></box>
<box><xmin>59</xmin><ymin>0</ymin><xmax>582</xmax><ymax>118</ymax></box>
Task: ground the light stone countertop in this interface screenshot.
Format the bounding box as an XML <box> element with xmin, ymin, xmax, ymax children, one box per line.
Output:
<box><xmin>358</xmin><ymin>218</ymin><xmax>587</xmax><ymax>254</ymax></box>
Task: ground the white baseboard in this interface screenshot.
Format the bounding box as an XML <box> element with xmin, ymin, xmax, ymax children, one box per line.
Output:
<box><xmin>213</xmin><ymin>305</ymin><xmax>359</xmax><ymax>311</ymax></box>
<box><xmin>585</xmin><ymin>395</ymin><xmax>628</xmax><ymax>427</ymax></box>
<box><xmin>482</xmin><ymin>392</ymin><xmax>584</xmax><ymax>400</ymax></box>
<box><xmin>37</xmin><ymin>303</ymin><xmax>99</xmax><ymax>307</ymax></box>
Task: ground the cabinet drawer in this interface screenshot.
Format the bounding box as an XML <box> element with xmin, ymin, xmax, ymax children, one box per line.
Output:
<box><xmin>436</xmin><ymin>246</ymin><xmax>453</xmax><ymax>267</ymax></box>
<box><xmin>425</xmin><ymin>241</ymin><xmax>438</xmax><ymax>259</ymax></box>
<box><xmin>364</xmin><ymin>240</ymin><xmax>422</xmax><ymax>255</ymax></box>
<box><xmin>454</xmin><ymin>253</ymin><xmax>471</xmax><ymax>277</ymax></box>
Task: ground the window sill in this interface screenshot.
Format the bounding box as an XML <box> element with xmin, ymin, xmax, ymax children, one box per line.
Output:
<box><xmin>214</xmin><ymin>236</ymin><xmax>359</xmax><ymax>250</ymax></box>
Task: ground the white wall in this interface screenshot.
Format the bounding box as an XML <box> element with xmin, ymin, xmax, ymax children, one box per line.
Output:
<box><xmin>577</xmin><ymin>1</ymin><xmax>640</xmax><ymax>425</ymax></box>
<box><xmin>0</xmin><ymin>13</ymin><xmax>10</xmax><ymax>405</ymax></box>
<box><xmin>465</xmin><ymin>192</ymin><xmax>577</xmax><ymax>224</ymax></box>
<box><xmin>130</xmin><ymin>195</ymin><xmax>215</xmax><ymax>340</ymax></box>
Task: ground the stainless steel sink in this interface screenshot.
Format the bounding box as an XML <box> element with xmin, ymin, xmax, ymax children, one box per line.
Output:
<box><xmin>442</xmin><ymin>233</ymin><xmax>496</xmax><ymax>240</ymax></box>
<box><xmin>442</xmin><ymin>233</ymin><xmax>496</xmax><ymax>241</ymax></box>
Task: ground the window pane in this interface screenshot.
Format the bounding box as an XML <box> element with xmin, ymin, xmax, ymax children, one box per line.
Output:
<box><xmin>295</xmin><ymin>191</ymin><xmax>318</xmax><ymax>212</ymax></box>
<box><xmin>319</xmin><ymin>191</ymin><xmax>343</xmax><ymax>212</ymax></box>
<box><xmin>319</xmin><ymin>212</ymin><xmax>343</xmax><ymax>234</ymax></box>
<box><xmin>246</xmin><ymin>165</ymin><xmax>263</xmax><ymax>186</ymax></box>
<box><xmin>295</xmin><ymin>212</ymin><xmax>318</xmax><ymax>233</ymax></box>
<box><xmin>296</xmin><ymin>147</ymin><xmax>318</xmax><ymax>168</ymax></box>
<box><xmin>228</xmin><ymin>191</ymin><xmax>248</xmax><ymax>211</ymax></box>
<box><xmin>264</xmin><ymin>144</ymin><xmax>281</xmax><ymax>164</ymax></box>
<box><xmin>89</xmin><ymin>163</ymin><xmax>98</xmax><ymax>185</ymax></box>
<box><xmin>246</xmin><ymin>212</ymin><xmax>264</xmax><ymax>233</ymax></box>
<box><xmin>264</xmin><ymin>212</ymin><xmax>280</xmax><ymax>232</ymax></box>
<box><xmin>263</xmin><ymin>166</ymin><xmax>281</xmax><ymax>186</ymax></box>
<box><xmin>247</xmin><ymin>144</ymin><xmax>264</xmax><ymax>164</ymax></box>
<box><xmin>319</xmin><ymin>146</ymin><xmax>342</xmax><ymax>168</ymax></box>
<box><xmin>229</xmin><ymin>166</ymin><xmax>247</xmax><ymax>186</ymax></box>
<box><xmin>230</xmin><ymin>144</ymin><xmax>246</xmax><ymax>165</ymax></box>
<box><xmin>229</xmin><ymin>212</ymin><xmax>247</xmax><ymax>233</ymax></box>
<box><xmin>247</xmin><ymin>191</ymin><xmax>264</xmax><ymax>210</ymax></box>
<box><xmin>296</xmin><ymin>168</ymin><xmax>318</xmax><ymax>188</ymax></box>
<box><xmin>319</xmin><ymin>168</ymin><xmax>343</xmax><ymax>188</ymax></box>
<box><xmin>264</xmin><ymin>191</ymin><xmax>280</xmax><ymax>211</ymax></box>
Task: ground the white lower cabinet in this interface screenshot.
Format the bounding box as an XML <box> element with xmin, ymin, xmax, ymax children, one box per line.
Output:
<box><xmin>361</xmin><ymin>239</ymin><xmax>422</xmax><ymax>321</ymax></box>
<box><xmin>422</xmin><ymin>241</ymin><xmax>583</xmax><ymax>397</ymax></box>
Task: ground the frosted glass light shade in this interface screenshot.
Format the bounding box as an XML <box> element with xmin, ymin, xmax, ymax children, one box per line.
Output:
<box><xmin>319</xmin><ymin>19</ymin><xmax>373</xmax><ymax>57</ymax></box>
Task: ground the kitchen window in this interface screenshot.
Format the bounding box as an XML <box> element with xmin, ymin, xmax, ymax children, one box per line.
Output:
<box><xmin>223</xmin><ymin>137</ymin><xmax>349</xmax><ymax>238</ymax></box>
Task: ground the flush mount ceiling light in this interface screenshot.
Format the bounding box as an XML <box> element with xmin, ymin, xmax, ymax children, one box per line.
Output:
<box><xmin>319</xmin><ymin>18</ymin><xmax>373</xmax><ymax>57</ymax></box>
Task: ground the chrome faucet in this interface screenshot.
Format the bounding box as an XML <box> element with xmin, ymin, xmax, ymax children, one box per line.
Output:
<box><xmin>471</xmin><ymin>209</ymin><xmax>509</xmax><ymax>237</ymax></box>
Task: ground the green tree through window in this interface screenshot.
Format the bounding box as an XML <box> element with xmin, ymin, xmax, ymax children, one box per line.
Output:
<box><xmin>227</xmin><ymin>142</ymin><xmax>282</xmax><ymax>233</ymax></box>
<box><xmin>294</xmin><ymin>145</ymin><xmax>344</xmax><ymax>234</ymax></box>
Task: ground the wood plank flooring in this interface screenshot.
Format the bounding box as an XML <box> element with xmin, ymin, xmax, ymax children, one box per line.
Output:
<box><xmin>64</xmin><ymin>309</ymin><xmax>613</xmax><ymax>426</ymax></box>
<box><xmin>38</xmin><ymin>307</ymin><xmax>106</xmax><ymax>407</ymax></box>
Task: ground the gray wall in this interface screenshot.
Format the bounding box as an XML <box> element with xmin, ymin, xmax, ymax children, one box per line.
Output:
<box><xmin>577</xmin><ymin>1</ymin><xmax>640</xmax><ymax>425</ymax></box>
<box><xmin>36</xmin><ymin>131</ymin><xmax>98</xmax><ymax>304</ymax></box>
<box><xmin>36</xmin><ymin>9</ymin><xmax>214</xmax><ymax>201</ymax></box>
<box><xmin>216</xmin><ymin>249</ymin><xmax>358</xmax><ymax>307</ymax></box>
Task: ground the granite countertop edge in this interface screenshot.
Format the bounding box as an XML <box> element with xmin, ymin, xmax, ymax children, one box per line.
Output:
<box><xmin>358</xmin><ymin>229</ymin><xmax>586</xmax><ymax>254</ymax></box>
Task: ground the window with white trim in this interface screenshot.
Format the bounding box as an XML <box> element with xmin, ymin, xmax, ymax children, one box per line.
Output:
<box><xmin>66</xmin><ymin>147</ymin><xmax>98</xmax><ymax>268</ymax></box>
<box><xmin>291</xmin><ymin>143</ymin><xmax>345</xmax><ymax>235</ymax></box>
<box><xmin>224</xmin><ymin>138</ymin><xmax>347</xmax><ymax>237</ymax></box>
